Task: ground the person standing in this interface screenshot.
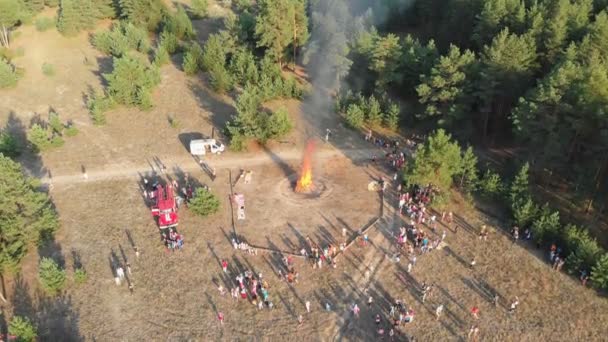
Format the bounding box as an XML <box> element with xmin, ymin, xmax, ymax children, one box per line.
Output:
<box><xmin>435</xmin><ymin>304</ymin><xmax>444</xmax><ymax>320</ymax></box>
<box><xmin>509</xmin><ymin>296</ymin><xmax>519</xmax><ymax>314</ymax></box>
<box><xmin>218</xmin><ymin>312</ymin><xmax>224</xmax><ymax>326</ymax></box>
<box><xmin>368</xmin><ymin>296</ymin><xmax>373</xmax><ymax>308</ymax></box>
<box><xmin>305</xmin><ymin>300</ymin><xmax>311</xmax><ymax>313</ymax></box>
<box><xmin>471</xmin><ymin>306</ymin><xmax>480</xmax><ymax>319</ymax></box>
<box><xmin>221</xmin><ymin>259</ymin><xmax>228</xmax><ymax>273</ymax></box>
<box><xmin>352</xmin><ymin>303</ymin><xmax>360</xmax><ymax>317</ymax></box>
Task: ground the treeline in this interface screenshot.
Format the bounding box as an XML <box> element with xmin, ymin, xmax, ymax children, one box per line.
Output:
<box><xmin>405</xmin><ymin>130</ymin><xmax>608</xmax><ymax>291</ymax></box>
<box><xmin>329</xmin><ymin>0</ymin><xmax>608</xmax><ymax>207</ymax></box>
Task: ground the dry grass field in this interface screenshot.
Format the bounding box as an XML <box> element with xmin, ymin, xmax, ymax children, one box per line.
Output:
<box><xmin>1</xmin><ymin>2</ymin><xmax>608</xmax><ymax>341</ymax></box>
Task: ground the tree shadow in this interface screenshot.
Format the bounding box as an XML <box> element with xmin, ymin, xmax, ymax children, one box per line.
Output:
<box><xmin>188</xmin><ymin>82</ymin><xmax>235</xmax><ymax>136</ymax></box>
<box><xmin>11</xmin><ymin>275</ymin><xmax>83</xmax><ymax>341</ymax></box>
<box><xmin>6</xmin><ymin>112</ymin><xmax>48</xmax><ymax>179</ymax></box>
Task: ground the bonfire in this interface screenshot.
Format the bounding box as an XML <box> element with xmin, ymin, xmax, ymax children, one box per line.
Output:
<box><xmin>295</xmin><ymin>140</ymin><xmax>315</xmax><ymax>192</ymax></box>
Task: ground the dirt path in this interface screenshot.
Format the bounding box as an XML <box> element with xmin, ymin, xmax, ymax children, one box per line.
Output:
<box><xmin>44</xmin><ymin>146</ymin><xmax>378</xmax><ymax>186</ymax></box>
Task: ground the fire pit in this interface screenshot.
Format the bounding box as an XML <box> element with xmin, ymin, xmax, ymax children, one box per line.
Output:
<box><xmin>295</xmin><ymin>140</ymin><xmax>315</xmax><ymax>192</ymax></box>
<box><xmin>276</xmin><ymin>139</ymin><xmax>332</xmax><ymax>204</ymax></box>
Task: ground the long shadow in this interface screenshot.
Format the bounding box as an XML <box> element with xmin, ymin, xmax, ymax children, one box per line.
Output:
<box><xmin>12</xmin><ymin>273</ymin><xmax>83</xmax><ymax>341</ymax></box>
<box><xmin>461</xmin><ymin>275</ymin><xmax>502</xmax><ymax>306</ymax></box>
<box><xmin>6</xmin><ymin>112</ymin><xmax>48</xmax><ymax>179</ymax></box>
<box><xmin>188</xmin><ymin>82</ymin><xmax>235</xmax><ymax>135</ymax></box>
<box><xmin>443</xmin><ymin>246</ymin><xmax>471</xmax><ymax>269</ymax></box>
<box><xmin>262</xmin><ymin>145</ymin><xmax>296</xmax><ymax>179</ymax></box>
<box><xmin>287</xmin><ymin>223</ymin><xmax>308</xmax><ymax>250</ymax></box>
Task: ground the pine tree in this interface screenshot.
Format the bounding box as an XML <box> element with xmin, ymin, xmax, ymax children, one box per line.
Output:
<box><xmin>531</xmin><ymin>203</ymin><xmax>561</xmax><ymax>244</ymax></box>
<box><xmin>365</xmin><ymin>95</ymin><xmax>383</xmax><ymax>127</ymax></box>
<box><xmin>473</xmin><ymin>0</ymin><xmax>526</xmax><ymax>47</ymax></box>
<box><xmin>119</xmin><ymin>0</ymin><xmax>165</xmax><ymax>31</ymax></box>
<box><xmin>369</xmin><ymin>33</ymin><xmax>402</xmax><ymax>90</ymax></box>
<box><xmin>0</xmin><ymin>58</ymin><xmax>19</xmax><ymax>88</ymax></box>
<box><xmin>542</xmin><ymin>0</ymin><xmax>570</xmax><ymax>65</ymax></box>
<box><xmin>404</xmin><ymin>129</ymin><xmax>463</xmax><ymax>196</ymax></box>
<box><xmin>23</xmin><ymin>0</ymin><xmax>45</xmax><ymax>13</ymax></box>
<box><xmin>0</xmin><ymin>0</ymin><xmax>25</xmax><ymax>48</ymax></box>
<box><xmin>76</xmin><ymin>0</ymin><xmax>96</xmax><ymax>31</ymax></box>
<box><xmin>478</xmin><ymin>29</ymin><xmax>537</xmax><ymax>141</ymax></box>
<box><xmin>0</xmin><ymin>155</ymin><xmax>59</xmax><ymax>275</ymax></box>
<box><xmin>399</xmin><ymin>35</ymin><xmax>438</xmax><ymax>92</ymax></box>
<box><xmin>8</xmin><ymin>316</ymin><xmax>37</xmax><ymax>342</ymax></box>
<box><xmin>510</xmin><ymin>162</ymin><xmax>531</xmax><ymax>206</ymax></box>
<box><xmin>103</xmin><ymin>56</ymin><xmax>161</xmax><ymax>109</ymax></box>
<box><xmin>416</xmin><ymin>44</ymin><xmax>477</xmax><ymax>126</ymax></box>
<box><xmin>38</xmin><ymin>257</ymin><xmax>66</xmax><ymax>295</ymax></box>
<box><xmin>591</xmin><ymin>253</ymin><xmax>608</xmax><ymax>290</ymax></box>
<box><xmin>255</xmin><ymin>0</ymin><xmax>294</xmax><ymax>66</ymax></box>
<box><xmin>57</xmin><ymin>0</ymin><xmax>80</xmax><ymax>36</ymax></box>
<box><xmin>457</xmin><ymin>146</ymin><xmax>479</xmax><ymax>194</ymax></box>
<box><xmin>93</xmin><ymin>0</ymin><xmax>117</xmax><ymax>19</ymax></box>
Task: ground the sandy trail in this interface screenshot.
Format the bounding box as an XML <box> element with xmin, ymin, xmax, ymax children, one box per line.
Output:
<box><xmin>44</xmin><ymin>146</ymin><xmax>379</xmax><ymax>186</ymax></box>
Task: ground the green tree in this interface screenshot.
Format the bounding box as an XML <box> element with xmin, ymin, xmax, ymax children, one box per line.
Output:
<box><xmin>159</xmin><ymin>30</ymin><xmax>178</xmax><ymax>54</ymax></box>
<box><xmin>383</xmin><ymin>102</ymin><xmax>400</xmax><ymax>130</ymax></box>
<box><xmin>512</xmin><ymin>198</ymin><xmax>539</xmax><ymax>228</ymax></box>
<box><xmin>0</xmin><ymin>58</ymin><xmax>19</xmax><ymax>88</ymax></box>
<box><xmin>562</xmin><ymin>224</ymin><xmax>602</xmax><ymax>272</ymax></box>
<box><xmin>264</xmin><ymin>107</ymin><xmax>293</xmax><ymax>141</ymax></box>
<box><xmin>191</xmin><ymin>0</ymin><xmax>208</xmax><ymax>18</ymax></box>
<box><xmin>369</xmin><ymin>33</ymin><xmax>402</xmax><ymax>90</ymax></box>
<box><xmin>188</xmin><ymin>188</ymin><xmax>220</xmax><ymax>217</ymax></box>
<box><xmin>477</xmin><ymin>168</ymin><xmax>504</xmax><ymax>197</ymax></box>
<box><xmin>27</xmin><ymin>124</ymin><xmax>50</xmax><ymax>152</ymax></box>
<box><xmin>530</xmin><ymin>203</ymin><xmax>561</xmax><ymax>244</ymax></box>
<box><xmin>344</xmin><ymin>103</ymin><xmax>364</xmax><ymax>128</ymax></box>
<box><xmin>56</xmin><ymin>0</ymin><xmax>80</xmax><ymax>36</ymax></box>
<box><xmin>201</xmin><ymin>33</ymin><xmax>227</xmax><ymax>71</ymax></box>
<box><xmin>399</xmin><ymin>35</ymin><xmax>438</xmax><ymax>92</ymax></box>
<box><xmin>182</xmin><ymin>42</ymin><xmax>203</xmax><ymax>75</ymax></box>
<box><xmin>591</xmin><ymin>253</ymin><xmax>608</xmax><ymax>290</ymax></box>
<box><xmin>229</xmin><ymin>48</ymin><xmax>259</xmax><ymax>86</ymax></box>
<box><xmin>416</xmin><ymin>45</ymin><xmax>477</xmax><ymax>127</ymax></box>
<box><xmin>478</xmin><ymin>29</ymin><xmax>537</xmax><ymax>141</ymax></box>
<box><xmin>208</xmin><ymin>64</ymin><xmax>233</xmax><ymax>93</ymax></box>
<box><xmin>38</xmin><ymin>257</ymin><xmax>66</xmax><ymax>295</ymax></box>
<box><xmin>456</xmin><ymin>146</ymin><xmax>478</xmax><ymax>194</ymax></box>
<box><xmin>23</xmin><ymin>0</ymin><xmax>45</xmax><ymax>14</ymax></box>
<box><xmin>76</xmin><ymin>0</ymin><xmax>96</xmax><ymax>31</ymax></box>
<box><xmin>0</xmin><ymin>0</ymin><xmax>26</xmax><ymax>48</ymax></box>
<box><xmin>510</xmin><ymin>162</ymin><xmax>531</xmax><ymax>206</ymax></box>
<box><xmin>473</xmin><ymin>0</ymin><xmax>526</xmax><ymax>47</ymax></box>
<box><xmin>404</xmin><ymin>129</ymin><xmax>463</xmax><ymax>195</ymax></box>
<box><xmin>365</xmin><ymin>95</ymin><xmax>383</xmax><ymax>127</ymax></box>
<box><xmin>93</xmin><ymin>0</ymin><xmax>117</xmax><ymax>19</ymax></box>
<box><xmin>153</xmin><ymin>45</ymin><xmax>169</xmax><ymax>66</ymax></box>
<box><xmin>118</xmin><ymin>0</ymin><xmax>165</xmax><ymax>31</ymax></box>
<box><xmin>103</xmin><ymin>56</ymin><xmax>160</xmax><ymax>110</ymax></box>
<box><xmin>162</xmin><ymin>5</ymin><xmax>195</xmax><ymax>41</ymax></box>
<box><xmin>0</xmin><ymin>155</ymin><xmax>59</xmax><ymax>276</ymax></box>
<box><xmin>255</xmin><ymin>0</ymin><xmax>294</xmax><ymax>66</ymax></box>
<box><xmin>8</xmin><ymin>316</ymin><xmax>37</xmax><ymax>342</ymax></box>
<box><xmin>48</xmin><ymin>111</ymin><xmax>64</xmax><ymax>135</ymax></box>
<box><xmin>0</xmin><ymin>130</ymin><xmax>20</xmax><ymax>158</ymax></box>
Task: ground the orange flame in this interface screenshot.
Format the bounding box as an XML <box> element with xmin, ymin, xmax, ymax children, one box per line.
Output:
<box><xmin>295</xmin><ymin>140</ymin><xmax>315</xmax><ymax>192</ymax></box>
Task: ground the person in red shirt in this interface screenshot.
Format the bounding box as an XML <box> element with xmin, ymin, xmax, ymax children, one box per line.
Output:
<box><xmin>221</xmin><ymin>260</ymin><xmax>228</xmax><ymax>273</ymax></box>
<box><xmin>471</xmin><ymin>306</ymin><xmax>480</xmax><ymax>319</ymax></box>
<box><xmin>218</xmin><ymin>312</ymin><xmax>224</xmax><ymax>326</ymax></box>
